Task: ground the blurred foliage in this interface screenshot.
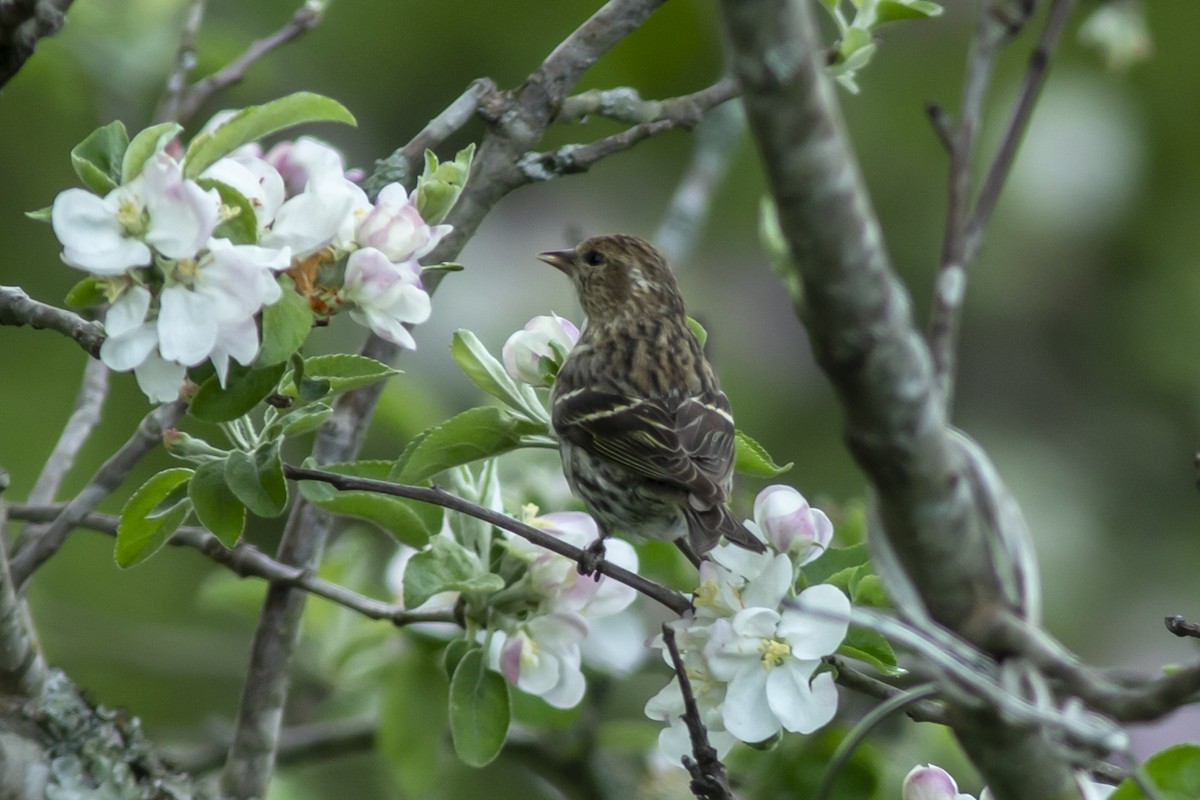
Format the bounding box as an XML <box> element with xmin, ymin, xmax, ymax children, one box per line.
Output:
<box><xmin>2</xmin><ymin>0</ymin><xmax>1200</xmax><ymax>798</ymax></box>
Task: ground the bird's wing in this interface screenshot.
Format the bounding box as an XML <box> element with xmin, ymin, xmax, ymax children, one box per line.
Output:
<box><xmin>552</xmin><ymin>387</ymin><xmax>732</xmax><ymax>505</ymax></box>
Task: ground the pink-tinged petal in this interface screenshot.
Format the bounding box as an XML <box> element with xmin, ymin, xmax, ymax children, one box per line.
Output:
<box><xmin>500</xmin><ymin>634</ymin><xmax>524</xmax><ymax>685</ymax></box>
<box><xmin>779</xmin><ymin>584</ymin><xmax>850</xmax><ymax>659</ymax></box>
<box><xmin>766</xmin><ymin>663</ymin><xmax>837</xmax><ymax>734</ymax></box>
<box><xmin>52</xmin><ymin>188</ymin><xmax>151</xmax><ymax>274</ymax></box>
<box><xmin>133</xmin><ymin>352</ymin><xmax>186</xmax><ymax>403</ymax></box>
<box><xmin>903</xmin><ymin>765</ymin><xmax>963</xmax><ymax>800</ymax></box>
<box><xmin>721</xmin><ymin>665</ymin><xmax>776</xmax><ymax>743</ymax></box>
<box><xmin>741</xmin><ymin>553</ymin><xmax>793</xmax><ymax>610</ymax></box>
<box><xmin>502</xmin><ymin>314</ymin><xmax>581</xmax><ymax>386</ymax></box>
<box><xmin>157</xmin><ymin>286</ymin><xmax>217</xmax><ymax>366</ymax></box>
<box><xmin>350</xmin><ymin>308</ymin><xmax>416</xmax><ymax>349</ymax></box>
<box><xmin>266</xmin><ymin>137</ymin><xmax>347</xmax><ymax>197</ymax></box>
<box><xmin>413</xmin><ymin>223</ymin><xmax>453</xmax><ymax>260</ymax></box>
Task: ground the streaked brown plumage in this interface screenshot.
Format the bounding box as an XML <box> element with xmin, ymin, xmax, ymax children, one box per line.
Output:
<box><xmin>539</xmin><ymin>234</ymin><xmax>765</xmax><ymax>564</ymax></box>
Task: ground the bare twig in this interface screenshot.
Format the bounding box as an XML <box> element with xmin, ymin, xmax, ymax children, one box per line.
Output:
<box><xmin>363</xmin><ymin>78</ymin><xmax>500</xmax><ymax>197</ymax></box>
<box><xmin>1166</xmin><ymin>615</ymin><xmax>1200</xmax><ymax>640</ymax></box>
<box><xmin>654</xmin><ymin>100</ymin><xmax>746</xmax><ymax>266</ymax></box>
<box><xmin>153</xmin><ymin>0</ymin><xmax>208</xmax><ymax>124</ymax></box>
<box><xmin>7</xmin><ymin>504</ymin><xmax>457</xmax><ymax>627</ymax></box>
<box><xmin>0</xmin><ymin>474</ymin><xmax>48</xmax><ymax>700</ymax></box>
<box><xmin>27</xmin><ymin>358</ymin><xmax>110</xmax><ymax>505</ymax></box>
<box><xmin>9</xmin><ymin>400</ymin><xmax>186</xmax><ymax>588</ymax></box>
<box><xmin>0</xmin><ymin>286</ymin><xmax>104</xmax><ymax>358</ymax></box>
<box><xmin>661</xmin><ymin>624</ymin><xmax>732</xmax><ymax>800</ymax></box>
<box><xmin>0</xmin><ymin>0</ymin><xmax>73</xmax><ymax>91</ymax></box>
<box><xmin>285</xmin><ymin>465</ymin><xmax>692</xmax><ymax>615</ymax></box>
<box><xmin>173</xmin><ymin>1</ymin><xmax>326</xmax><ymax>125</ymax></box>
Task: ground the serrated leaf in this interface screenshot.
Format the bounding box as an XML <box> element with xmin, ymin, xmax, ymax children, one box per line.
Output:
<box><xmin>802</xmin><ymin>543</ymin><xmax>870</xmax><ymax>586</ymax></box>
<box><xmin>188</xmin><ymin>459</ymin><xmax>245</xmax><ymax>547</ymax></box>
<box><xmin>837</xmin><ymin>628</ymin><xmax>902</xmax><ymax>676</ymax></box>
<box><xmin>64</xmin><ymin>276</ymin><xmax>107</xmax><ymax>309</ymax></box>
<box><xmin>279</xmin><ymin>403</ymin><xmax>333</xmax><ymax>437</ymax></box>
<box><xmin>122</xmin><ymin>122</ymin><xmax>182</xmax><ymax>182</ymax></box>
<box><xmin>395</xmin><ymin>406</ymin><xmax>546</xmax><ymax>484</ymax></box>
<box><xmin>284</xmin><ymin>353</ymin><xmax>399</xmax><ymax>397</ymax></box>
<box><xmin>115</xmin><ymin>468</ymin><xmax>194</xmax><ymax>567</ymax></box>
<box><xmin>450</xmin><ymin>329</ymin><xmax>546</xmax><ymax>422</ymax></box>
<box><xmin>183</xmin><ymin>92</ymin><xmax>356</xmax><ymax>179</ymax></box>
<box><xmin>297</xmin><ymin>460</ymin><xmax>434</xmax><ymax>547</ymax></box>
<box><xmin>259</xmin><ymin>278</ymin><xmax>313</xmax><ymax>366</ymax></box>
<box><xmin>402</xmin><ymin>535</ymin><xmax>498</xmax><ymax>609</ymax></box>
<box><xmin>197</xmin><ymin>178</ymin><xmax>259</xmax><ymax>244</ymax></box>
<box><xmin>189</xmin><ymin>361</ymin><xmax>287</xmax><ymax>422</ymax></box>
<box><xmin>1111</xmin><ymin>743</ymin><xmax>1200</xmax><ymax>800</ymax></box>
<box><xmin>734</xmin><ymin>430</ymin><xmax>793</xmax><ymax>477</ymax></box>
<box><xmin>71</xmin><ymin>121</ymin><xmax>128</xmax><ymax>194</ymax></box>
<box><xmin>225</xmin><ymin>441</ymin><xmax>288</xmax><ymax>517</ymax></box>
<box><xmin>449</xmin><ymin>648</ymin><xmax>510</xmax><ymax>767</ymax></box>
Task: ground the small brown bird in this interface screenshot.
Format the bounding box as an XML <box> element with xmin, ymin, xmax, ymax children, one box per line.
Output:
<box><xmin>539</xmin><ymin>234</ymin><xmax>765</xmax><ymax>569</ymax></box>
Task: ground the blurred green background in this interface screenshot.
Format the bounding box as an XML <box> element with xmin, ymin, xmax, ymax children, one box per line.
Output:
<box><xmin>1</xmin><ymin>0</ymin><xmax>1198</xmax><ymax>797</ymax></box>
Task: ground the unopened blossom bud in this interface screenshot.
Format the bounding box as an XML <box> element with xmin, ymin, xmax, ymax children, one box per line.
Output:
<box><xmin>355</xmin><ymin>182</ymin><xmax>449</xmax><ymax>263</ymax></box>
<box><xmin>902</xmin><ymin>765</ymin><xmax>967</xmax><ymax>800</ymax></box>
<box><xmin>415</xmin><ymin>144</ymin><xmax>474</xmax><ymax>224</ymax></box>
<box><xmin>753</xmin><ymin>485</ymin><xmax>832</xmax><ymax>565</ymax></box>
<box><xmin>502</xmin><ymin>314</ymin><xmax>580</xmax><ymax>387</ymax></box>
<box><xmin>162</xmin><ymin>429</ymin><xmax>228</xmax><ymax>461</ymax></box>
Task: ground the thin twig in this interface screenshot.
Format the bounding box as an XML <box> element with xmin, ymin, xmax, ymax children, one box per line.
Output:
<box><xmin>153</xmin><ymin>0</ymin><xmax>208</xmax><ymax>124</ymax></box>
<box><xmin>827</xmin><ymin>656</ymin><xmax>945</xmax><ymax>724</ymax></box>
<box><xmin>285</xmin><ymin>465</ymin><xmax>692</xmax><ymax>615</ymax></box>
<box><xmin>9</xmin><ymin>400</ymin><xmax>186</xmax><ymax>588</ymax></box>
<box><xmin>27</xmin><ymin>358</ymin><xmax>110</xmax><ymax>505</ymax></box>
<box><xmin>173</xmin><ymin>1</ymin><xmax>326</xmax><ymax>125</ymax></box>
<box><xmin>654</xmin><ymin>100</ymin><xmax>746</xmax><ymax>266</ymax></box>
<box><xmin>661</xmin><ymin>624</ymin><xmax>733</xmax><ymax>800</ymax></box>
<box><xmin>0</xmin><ymin>285</ymin><xmax>105</xmax><ymax>358</ymax></box>
<box><xmin>964</xmin><ymin>0</ymin><xmax>1076</xmax><ymax>263</ymax></box>
<box><xmin>7</xmin><ymin>504</ymin><xmax>457</xmax><ymax>628</ymax></box>
<box><xmin>1166</xmin><ymin>615</ymin><xmax>1200</xmax><ymax>640</ymax></box>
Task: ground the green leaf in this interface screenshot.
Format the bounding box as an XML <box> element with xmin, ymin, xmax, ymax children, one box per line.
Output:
<box><xmin>115</xmin><ymin>468</ymin><xmax>194</xmax><ymax>567</ymax></box>
<box><xmin>1111</xmin><ymin>744</ymin><xmax>1200</xmax><ymax>799</ymax></box>
<box><xmin>394</xmin><ymin>406</ymin><xmax>546</xmax><ymax>484</ymax></box>
<box><xmin>189</xmin><ymin>361</ymin><xmax>287</xmax><ymax>422</ymax></box>
<box><xmin>734</xmin><ymin>430</ymin><xmax>793</xmax><ymax>477</ymax></box>
<box><xmin>686</xmin><ymin>316</ymin><xmax>708</xmax><ymax>349</ymax></box>
<box><xmin>802</xmin><ymin>543</ymin><xmax>870</xmax><ymax>586</ymax></box>
<box><xmin>379</xmin><ymin>645</ymin><xmax>450</xmax><ymax>796</ymax></box>
<box><xmin>197</xmin><ymin>178</ymin><xmax>259</xmax><ymax>244</ymax></box>
<box><xmin>71</xmin><ymin>121</ymin><xmax>129</xmax><ymax>194</ymax></box>
<box><xmin>442</xmin><ymin>639</ymin><xmax>474</xmax><ymax>680</ymax></box>
<box><xmin>416</xmin><ymin>143</ymin><xmax>474</xmax><ymax>224</ymax></box>
<box><xmin>285</xmin><ymin>353</ymin><xmax>399</xmax><ymax>397</ymax></box>
<box><xmin>278</xmin><ymin>403</ymin><xmax>333</xmax><ymax>437</ymax></box>
<box><xmin>122</xmin><ymin>122</ymin><xmax>182</xmax><ymax>182</ymax></box>
<box><xmin>297</xmin><ymin>460</ymin><xmax>434</xmax><ymax>547</ymax></box>
<box><xmin>183</xmin><ymin>92</ymin><xmax>356</xmax><ymax>179</ymax></box>
<box><xmin>448</xmin><ymin>648</ymin><xmax>510</xmax><ymax>767</ymax></box>
<box><xmin>64</xmin><ymin>276</ymin><xmax>107</xmax><ymax>309</ymax></box>
<box><xmin>851</xmin><ymin>573</ymin><xmax>890</xmax><ymax>609</ymax></box>
<box><xmin>225</xmin><ymin>441</ymin><xmax>289</xmax><ymax>517</ymax></box>
<box><xmin>25</xmin><ymin>206</ymin><xmax>52</xmax><ymax>223</ymax></box>
<box><xmin>188</xmin><ymin>459</ymin><xmax>246</xmax><ymax>548</ymax></box>
<box><xmin>403</xmin><ymin>536</ymin><xmax>502</xmax><ymax>609</ymax></box>
<box><xmin>838</xmin><ymin>628</ymin><xmax>902</xmax><ymax>676</ymax></box>
<box><xmin>259</xmin><ymin>278</ymin><xmax>313</xmax><ymax>366</ymax></box>
<box><xmin>450</xmin><ymin>330</ymin><xmax>546</xmax><ymax>422</ymax></box>
<box><xmin>875</xmin><ymin>0</ymin><xmax>943</xmax><ymax>23</ymax></box>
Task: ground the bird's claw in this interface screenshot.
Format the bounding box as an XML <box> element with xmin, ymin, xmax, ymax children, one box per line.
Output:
<box><xmin>578</xmin><ymin>538</ymin><xmax>607</xmax><ymax>580</ymax></box>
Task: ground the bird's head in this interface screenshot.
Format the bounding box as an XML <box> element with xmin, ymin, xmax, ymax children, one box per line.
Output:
<box><xmin>538</xmin><ymin>234</ymin><xmax>685</xmax><ymax>323</ymax></box>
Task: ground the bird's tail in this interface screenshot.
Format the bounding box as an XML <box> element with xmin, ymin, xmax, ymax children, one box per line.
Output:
<box><xmin>683</xmin><ymin>503</ymin><xmax>767</xmax><ymax>556</ymax></box>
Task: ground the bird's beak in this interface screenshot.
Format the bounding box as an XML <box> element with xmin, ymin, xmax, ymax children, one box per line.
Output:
<box><xmin>537</xmin><ymin>248</ymin><xmax>575</xmax><ymax>274</ymax></box>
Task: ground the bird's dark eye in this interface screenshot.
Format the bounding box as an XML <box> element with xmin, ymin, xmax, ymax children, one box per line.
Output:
<box><xmin>583</xmin><ymin>250</ymin><xmax>605</xmax><ymax>267</ymax></box>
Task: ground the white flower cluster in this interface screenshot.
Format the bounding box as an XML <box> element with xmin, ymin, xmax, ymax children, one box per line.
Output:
<box><xmin>50</xmin><ymin>127</ymin><xmax>447</xmax><ymax>402</ymax></box>
<box><xmin>903</xmin><ymin>764</ymin><xmax>1114</xmax><ymax>800</ymax></box>
<box><xmin>645</xmin><ymin>485</ymin><xmax>847</xmax><ymax>765</ymax></box>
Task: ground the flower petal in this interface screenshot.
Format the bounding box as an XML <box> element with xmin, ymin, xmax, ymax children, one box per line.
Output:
<box><xmin>779</xmin><ymin>584</ymin><xmax>850</xmax><ymax>659</ymax></box>
<box><xmin>766</xmin><ymin>663</ymin><xmax>838</xmax><ymax>734</ymax></box>
<box><xmin>157</xmin><ymin>286</ymin><xmax>217</xmax><ymax>366</ymax></box>
<box><xmin>721</xmin><ymin>665</ymin><xmax>777</xmax><ymax>743</ymax></box>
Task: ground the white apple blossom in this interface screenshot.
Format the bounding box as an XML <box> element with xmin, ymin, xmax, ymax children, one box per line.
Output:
<box><xmin>51</xmin><ymin>152</ymin><xmax>219</xmax><ymax>274</ymax></box>
<box><xmin>497</xmin><ymin>612</ymin><xmax>588</xmax><ymax>709</ymax></box>
<box><xmin>201</xmin><ymin>155</ymin><xmax>286</xmax><ymax>231</ymax></box>
<box><xmin>263</xmin><ymin>169</ymin><xmax>369</xmax><ymax>258</ymax></box>
<box><xmin>341</xmin><ymin>248</ymin><xmax>431</xmax><ymax>349</ymax></box>
<box><xmin>265</xmin><ymin>136</ymin><xmax>349</xmax><ymax>197</ymax></box>
<box><xmin>502</xmin><ymin>314</ymin><xmax>581</xmax><ymax>387</ymax></box>
<box><xmin>752</xmin><ymin>484</ymin><xmax>833</xmax><ymax>564</ymax></box>
<box><xmin>355</xmin><ymin>182</ymin><xmax>451</xmax><ymax>263</ymax></box>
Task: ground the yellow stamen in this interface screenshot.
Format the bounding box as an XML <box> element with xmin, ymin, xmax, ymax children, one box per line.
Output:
<box><xmin>760</xmin><ymin>639</ymin><xmax>790</xmax><ymax>669</ymax></box>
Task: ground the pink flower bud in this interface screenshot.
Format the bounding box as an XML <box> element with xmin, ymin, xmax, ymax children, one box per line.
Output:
<box><xmin>502</xmin><ymin>314</ymin><xmax>580</xmax><ymax>387</ymax></box>
<box><xmin>903</xmin><ymin>765</ymin><xmax>966</xmax><ymax>800</ymax></box>
<box><xmin>752</xmin><ymin>485</ymin><xmax>832</xmax><ymax>565</ymax></box>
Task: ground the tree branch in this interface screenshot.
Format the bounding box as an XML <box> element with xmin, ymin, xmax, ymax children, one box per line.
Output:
<box><xmin>27</xmin><ymin>358</ymin><xmax>109</xmax><ymax>506</ymax></box>
<box><xmin>0</xmin><ymin>475</ymin><xmax>47</xmax><ymax>701</ymax></box>
<box><xmin>718</xmin><ymin>0</ymin><xmax>1081</xmax><ymax>796</ymax></box>
<box><xmin>152</xmin><ymin>0</ymin><xmax>208</xmax><ymax>124</ymax></box>
<box><xmin>0</xmin><ymin>285</ymin><xmax>104</xmax><ymax>358</ymax></box>
<box><xmin>0</xmin><ymin>0</ymin><xmax>72</xmax><ymax>91</ymax></box>
<box><xmin>661</xmin><ymin>624</ymin><xmax>732</xmax><ymax>800</ymax></box>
